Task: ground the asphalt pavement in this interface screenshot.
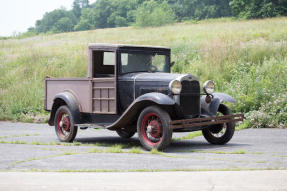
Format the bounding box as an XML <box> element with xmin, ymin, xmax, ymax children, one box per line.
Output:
<box><xmin>1</xmin><ymin>122</ymin><xmax>287</xmax><ymax>190</ymax></box>
<box><xmin>0</xmin><ymin>121</ymin><xmax>286</xmax><ymax>171</ymax></box>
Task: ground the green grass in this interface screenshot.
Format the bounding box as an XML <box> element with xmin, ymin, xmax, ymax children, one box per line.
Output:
<box><xmin>0</xmin><ymin>134</ymin><xmax>40</xmax><ymax>139</ymax></box>
<box><xmin>0</xmin><ymin>140</ymin><xmax>27</xmax><ymax>144</ymax></box>
<box><xmin>128</xmin><ymin>147</ymin><xmax>143</xmax><ymax>154</ymax></box>
<box><xmin>0</xmin><ymin>17</ymin><xmax>287</xmax><ymax>127</ymax></box>
<box><xmin>12</xmin><ymin>152</ymin><xmax>79</xmax><ymax>166</ymax></box>
<box><xmin>106</xmin><ymin>145</ymin><xmax>123</xmax><ymax>153</ymax></box>
<box><xmin>150</xmin><ymin>148</ymin><xmax>161</xmax><ymax>154</ymax></box>
<box><xmin>173</xmin><ymin>131</ymin><xmax>203</xmax><ymax>141</ymax></box>
<box><xmin>88</xmin><ymin>147</ymin><xmax>104</xmax><ymax>153</ymax></box>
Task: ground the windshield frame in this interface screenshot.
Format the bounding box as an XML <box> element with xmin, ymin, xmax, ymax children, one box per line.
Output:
<box><xmin>118</xmin><ymin>49</ymin><xmax>171</xmax><ymax>75</ymax></box>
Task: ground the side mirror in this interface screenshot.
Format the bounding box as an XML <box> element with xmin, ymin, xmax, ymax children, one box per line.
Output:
<box><xmin>170</xmin><ymin>61</ymin><xmax>175</xmax><ymax>67</ymax></box>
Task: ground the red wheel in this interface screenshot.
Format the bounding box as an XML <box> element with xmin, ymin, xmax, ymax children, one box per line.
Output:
<box><xmin>137</xmin><ymin>106</ymin><xmax>172</xmax><ymax>151</ymax></box>
<box><xmin>54</xmin><ymin>105</ymin><xmax>78</xmax><ymax>142</ymax></box>
<box><xmin>141</xmin><ymin>112</ymin><xmax>163</xmax><ymax>146</ymax></box>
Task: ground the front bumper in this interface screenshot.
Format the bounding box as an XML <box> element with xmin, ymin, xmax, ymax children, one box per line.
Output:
<box><xmin>170</xmin><ymin>114</ymin><xmax>244</xmax><ymax>130</ymax></box>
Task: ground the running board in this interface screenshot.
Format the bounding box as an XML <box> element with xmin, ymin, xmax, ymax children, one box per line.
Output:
<box><xmin>76</xmin><ymin>123</ymin><xmax>109</xmax><ymax>130</ymax></box>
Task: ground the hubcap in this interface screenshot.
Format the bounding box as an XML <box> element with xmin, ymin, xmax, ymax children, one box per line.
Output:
<box><xmin>141</xmin><ymin>112</ymin><xmax>163</xmax><ymax>146</ymax></box>
<box><xmin>56</xmin><ymin>111</ymin><xmax>71</xmax><ymax>138</ymax></box>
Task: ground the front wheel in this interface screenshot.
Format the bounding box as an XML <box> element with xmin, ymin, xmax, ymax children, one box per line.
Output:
<box><xmin>137</xmin><ymin>106</ymin><xmax>172</xmax><ymax>151</ymax></box>
<box><xmin>54</xmin><ymin>105</ymin><xmax>78</xmax><ymax>142</ymax></box>
<box><xmin>202</xmin><ymin>104</ymin><xmax>235</xmax><ymax>145</ymax></box>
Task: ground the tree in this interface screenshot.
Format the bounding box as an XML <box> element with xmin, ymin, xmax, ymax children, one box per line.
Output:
<box><xmin>229</xmin><ymin>0</ymin><xmax>287</xmax><ymax>18</ymax></box>
<box><xmin>73</xmin><ymin>0</ymin><xmax>82</xmax><ymax>19</ymax></box>
<box><xmin>35</xmin><ymin>9</ymin><xmax>70</xmax><ymax>33</ymax></box>
<box><xmin>74</xmin><ymin>8</ymin><xmax>94</xmax><ymax>31</ymax></box>
<box><xmin>31</xmin><ymin>0</ymin><xmax>287</xmax><ymax>34</ymax></box>
<box><xmin>73</xmin><ymin>0</ymin><xmax>90</xmax><ymax>19</ymax></box>
<box><xmin>135</xmin><ymin>0</ymin><xmax>176</xmax><ymax>27</ymax></box>
<box><xmin>51</xmin><ymin>17</ymin><xmax>74</xmax><ymax>33</ymax></box>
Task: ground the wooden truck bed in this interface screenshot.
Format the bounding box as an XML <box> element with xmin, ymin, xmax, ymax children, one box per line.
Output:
<box><xmin>44</xmin><ymin>77</ymin><xmax>116</xmax><ymax>114</ymax></box>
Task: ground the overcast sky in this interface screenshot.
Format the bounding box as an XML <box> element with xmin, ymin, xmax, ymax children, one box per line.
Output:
<box><xmin>0</xmin><ymin>0</ymin><xmax>96</xmax><ymax>37</ymax></box>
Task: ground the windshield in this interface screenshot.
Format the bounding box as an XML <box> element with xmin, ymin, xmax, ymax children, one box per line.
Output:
<box><xmin>120</xmin><ymin>52</ymin><xmax>169</xmax><ymax>74</ymax></box>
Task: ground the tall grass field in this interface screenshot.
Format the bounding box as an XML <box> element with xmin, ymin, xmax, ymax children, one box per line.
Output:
<box><xmin>0</xmin><ymin>17</ymin><xmax>286</xmax><ymax>128</ymax></box>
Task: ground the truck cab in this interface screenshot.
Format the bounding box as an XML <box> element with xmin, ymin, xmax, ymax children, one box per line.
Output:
<box><xmin>45</xmin><ymin>43</ymin><xmax>243</xmax><ymax>150</ymax></box>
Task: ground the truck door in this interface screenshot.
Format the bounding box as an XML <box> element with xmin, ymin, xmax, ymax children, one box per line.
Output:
<box><xmin>90</xmin><ymin>50</ymin><xmax>117</xmax><ymax>114</ymax></box>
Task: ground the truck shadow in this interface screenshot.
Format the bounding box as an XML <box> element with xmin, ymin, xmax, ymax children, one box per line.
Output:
<box><xmin>166</xmin><ymin>141</ymin><xmax>250</xmax><ymax>153</ymax></box>
<box><xmin>75</xmin><ymin>136</ymin><xmax>249</xmax><ymax>153</ymax></box>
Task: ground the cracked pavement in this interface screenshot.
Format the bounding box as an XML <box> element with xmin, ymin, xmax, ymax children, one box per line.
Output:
<box><xmin>0</xmin><ymin>121</ymin><xmax>287</xmax><ymax>171</ymax></box>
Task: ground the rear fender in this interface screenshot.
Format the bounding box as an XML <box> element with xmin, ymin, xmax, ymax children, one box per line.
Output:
<box><xmin>107</xmin><ymin>93</ymin><xmax>175</xmax><ymax>130</ymax></box>
<box><xmin>201</xmin><ymin>92</ymin><xmax>235</xmax><ymax>116</ymax></box>
<box><xmin>48</xmin><ymin>92</ymin><xmax>81</xmax><ymax>126</ymax></box>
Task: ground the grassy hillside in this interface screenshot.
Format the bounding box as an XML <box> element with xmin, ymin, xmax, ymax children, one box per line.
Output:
<box><xmin>0</xmin><ymin>17</ymin><xmax>287</xmax><ymax>127</ymax></box>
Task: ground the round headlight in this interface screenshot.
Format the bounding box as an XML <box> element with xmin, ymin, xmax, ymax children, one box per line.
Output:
<box><xmin>203</xmin><ymin>80</ymin><xmax>215</xmax><ymax>94</ymax></box>
<box><xmin>169</xmin><ymin>80</ymin><xmax>182</xmax><ymax>94</ymax></box>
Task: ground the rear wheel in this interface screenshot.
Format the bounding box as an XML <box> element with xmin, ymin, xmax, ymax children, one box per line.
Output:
<box><xmin>54</xmin><ymin>105</ymin><xmax>78</xmax><ymax>142</ymax></box>
<box><xmin>116</xmin><ymin>127</ymin><xmax>136</xmax><ymax>139</ymax></box>
<box><xmin>202</xmin><ymin>104</ymin><xmax>235</xmax><ymax>145</ymax></box>
<box><xmin>137</xmin><ymin>106</ymin><xmax>172</xmax><ymax>151</ymax></box>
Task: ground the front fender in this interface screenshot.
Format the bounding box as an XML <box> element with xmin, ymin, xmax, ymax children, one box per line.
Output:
<box><xmin>201</xmin><ymin>92</ymin><xmax>235</xmax><ymax>116</ymax></box>
<box><xmin>213</xmin><ymin>92</ymin><xmax>235</xmax><ymax>103</ymax></box>
<box><xmin>107</xmin><ymin>93</ymin><xmax>175</xmax><ymax>130</ymax></box>
<box><xmin>48</xmin><ymin>92</ymin><xmax>81</xmax><ymax>126</ymax></box>
<box><xmin>135</xmin><ymin>92</ymin><xmax>175</xmax><ymax>105</ymax></box>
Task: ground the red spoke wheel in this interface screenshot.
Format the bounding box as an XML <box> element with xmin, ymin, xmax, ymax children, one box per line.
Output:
<box><xmin>202</xmin><ymin>104</ymin><xmax>235</xmax><ymax>145</ymax></box>
<box><xmin>137</xmin><ymin>106</ymin><xmax>172</xmax><ymax>151</ymax></box>
<box><xmin>54</xmin><ymin>105</ymin><xmax>78</xmax><ymax>142</ymax></box>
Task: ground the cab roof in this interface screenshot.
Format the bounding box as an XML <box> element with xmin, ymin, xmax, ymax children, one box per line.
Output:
<box><xmin>88</xmin><ymin>43</ymin><xmax>170</xmax><ymax>53</ymax></box>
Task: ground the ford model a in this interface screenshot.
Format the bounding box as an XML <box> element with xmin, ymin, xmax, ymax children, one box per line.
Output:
<box><xmin>45</xmin><ymin>43</ymin><xmax>244</xmax><ymax>150</ymax></box>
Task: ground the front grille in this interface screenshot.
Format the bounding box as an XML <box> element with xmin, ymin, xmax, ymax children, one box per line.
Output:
<box><xmin>180</xmin><ymin>80</ymin><xmax>200</xmax><ymax>115</ymax></box>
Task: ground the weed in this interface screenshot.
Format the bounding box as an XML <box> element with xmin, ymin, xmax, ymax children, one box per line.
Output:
<box><xmin>12</xmin><ymin>152</ymin><xmax>80</xmax><ymax>166</ymax></box>
<box><xmin>73</xmin><ymin>142</ymin><xmax>82</xmax><ymax>146</ymax></box>
<box><xmin>31</xmin><ymin>141</ymin><xmax>40</xmax><ymax>145</ymax></box>
<box><xmin>249</xmin><ymin>152</ymin><xmax>264</xmax><ymax>155</ymax></box>
<box><xmin>88</xmin><ymin>147</ymin><xmax>104</xmax><ymax>153</ymax></box>
<box><xmin>256</xmin><ymin>161</ymin><xmax>267</xmax><ymax>163</ymax></box>
<box><xmin>174</xmin><ymin>131</ymin><xmax>203</xmax><ymax>141</ymax></box>
<box><xmin>150</xmin><ymin>149</ymin><xmax>161</xmax><ymax>154</ymax></box>
<box><xmin>106</xmin><ymin>145</ymin><xmax>123</xmax><ymax>153</ymax></box>
<box><xmin>128</xmin><ymin>147</ymin><xmax>143</xmax><ymax>154</ymax></box>
<box><xmin>64</xmin><ymin>152</ymin><xmax>78</xmax><ymax>155</ymax></box>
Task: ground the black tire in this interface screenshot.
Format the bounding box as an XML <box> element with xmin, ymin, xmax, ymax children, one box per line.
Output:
<box><xmin>202</xmin><ymin>104</ymin><xmax>235</xmax><ymax>145</ymax></box>
<box><xmin>116</xmin><ymin>128</ymin><xmax>136</xmax><ymax>139</ymax></box>
<box><xmin>137</xmin><ymin>106</ymin><xmax>172</xmax><ymax>151</ymax></box>
<box><xmin>54</xmin><ymin>105</ymin><xmax>78</xmax><ymax>142</ymax></box>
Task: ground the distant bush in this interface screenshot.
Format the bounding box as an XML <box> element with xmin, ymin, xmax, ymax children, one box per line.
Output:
<box><xmin>74</xmin><ymin>19</ymin><xmax>93</xmax><ymax>31</ymax></box>
<box><xmin>229</xmin><ymin>0</ymin><xmax>287</xmax><ymax>18</ymax></box>
<box><xmin>51</xmin><ymin>17</ymin><xmax>74</xmax><ymax>33</ymax></box>
<box><xmin>135</xmin><ymin>0</ymin><xmax>176</xmax><ymax>27</ymax></box>
<box><xmin>246</xmin><ymin>94</ymin><xmax>287</xmax><ymax>128</ymax></box>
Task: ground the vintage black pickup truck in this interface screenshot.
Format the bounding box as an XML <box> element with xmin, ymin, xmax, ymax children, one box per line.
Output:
<box><xmin>44</xmin><ymin>43</ymin><xmax>243</xmax><ymax>150</ymax></box>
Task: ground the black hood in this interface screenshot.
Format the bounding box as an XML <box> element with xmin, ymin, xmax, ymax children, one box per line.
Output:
<box><xmin>120</xmin><ymin>72</ymin><xmax>198</xmax><ymax>83</ymax></box>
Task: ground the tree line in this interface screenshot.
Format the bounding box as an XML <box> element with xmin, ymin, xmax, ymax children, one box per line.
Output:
<box><xmin>27</xmin><ymin>0</ymin><xmax>287</xmax><ymax>34</ymax></box>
